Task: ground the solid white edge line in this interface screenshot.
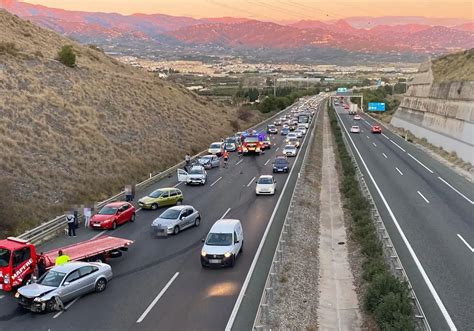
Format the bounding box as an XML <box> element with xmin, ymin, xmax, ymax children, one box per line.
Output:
<box><xmin>90</xmin><ymin>230</ymin><xmax>107</xmax><ymax>240</ymax></box>
<box><xmin>390</xmin><ymin>139</ymin><xmax>407</xmax><ymax>152</ymax></box>
<box><xmin>210</xmin><ymin>176</ymin><xmax>222</xmax><ymax>187</ymax></box>
<box><xmin>246</xmin><ymin>176</ymin><xmax>256</xmax><ymax>187</ymax></box>
<box><xmin>417</xmin><ymin>191</ymin><xmax>430</xmax><ymax>204</ymax></box>
<box><xmin>381</xmin><ymin>133</ymin><xmax>390</xmax><ymax>139</ymax></box>
<box><xmin>136</xmin><ymin>207</ymin><xmax>142</xmax><ymax>212</ymax></box>
<box><xmin>264</xmin><ymin>159</ymin><xmax>271</xmax><ymax>166</ymax></box>
<box><xmin>396</xmin><ymin>167</ymin><xmax>403</xmax><ymax>176</ymax></box>
<box><xmin>456</xmin><ymin>234</ymin><xmax>474</xmax><ymax>253</ymax></box>
<box><xmin>236</xmin><ymin>159</ymin><xmax>244</xmax><ymax>166</ymax></box>
<box><xmin>335</xmin><ymin>110</ymin><xmax>456</xmax><ymax>330</ymax></box>
<box><xmin>407</xmin><ymin>153</ymin><xmax>434</xmax><ymax>174</ymax></box>
<box><xmin>225</xmin><ymin>99</ymin><xmax>320</xmax><ymax>331</ymax></box>
<box><xmin>437</xmin><ymin>177</ymin><xmax>474</xmax><ymax>204</ymax></box>
<box><xmin>136</xmin><ymin>272</ymin><xmax>179</xmax><ymax>323</ymax></box>
<box><xmin>382</xmin><ymin>153</ymin><xmax>388</xmax><ymax>159</ymax></box>
<box><xmin>173</xmin><ymin>181</ymin><xmax>183</xmax><ymax>187</ymax></box>
<box><xmin>220</xmin><ymin>208</ymin><xmax>231</xmax><ymax>219</ymax></box>
<box><xmin>53</xmin><ymin>296</ymin><xmax>81</xmax><ymax>319</ymax></box>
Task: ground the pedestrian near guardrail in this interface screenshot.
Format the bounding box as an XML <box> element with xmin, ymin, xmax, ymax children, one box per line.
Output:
<box><xmin>83</xmin><ymin>206</ymin><xmax>92</xmax><ymax>229</ymax></box>
<box><xmin>185</xmin><ymin>153</ymin><xmax>191</xmax><ymax>172</ymax></box>
<box><xmin>66</xmin><ymin>212</ymin><xmax>76</xmax><ymax>237</ymax></box>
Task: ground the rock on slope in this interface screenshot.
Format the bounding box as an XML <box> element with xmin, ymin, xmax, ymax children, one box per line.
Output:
<box><xmin>0</xmin><ymin>9</ymin><xmax>257</xmax><ymax>235</ymax></box>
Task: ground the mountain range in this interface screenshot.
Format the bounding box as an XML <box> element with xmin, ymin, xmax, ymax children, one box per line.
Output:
<box><xmin>1</xmin><ymin>0</ymin><xmax>473</xmax><ymax>61</ymax></box>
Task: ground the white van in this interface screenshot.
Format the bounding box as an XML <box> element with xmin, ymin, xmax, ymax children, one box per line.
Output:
<box><xmin>200</xmin><ymin>219</ymin><xmax>244</xmax><ymax>268</ymax></box>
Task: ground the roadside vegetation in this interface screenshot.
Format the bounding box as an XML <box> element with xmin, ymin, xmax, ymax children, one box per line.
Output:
<box><xmin>432</xmin><ymin>48</ymin><xmax>474</xmax><ymax>82</ymax></box>
<box><xmin>328</xmin><ymin>105</ymin><xmax>414</xmax><ymax>330</ymax></box>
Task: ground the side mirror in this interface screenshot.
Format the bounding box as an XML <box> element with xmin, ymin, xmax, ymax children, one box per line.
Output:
<box><xmin>63</xmin><ymin>281</ymin><xmax>70</xmax><ymax>286</ymax></box>
<box><xmin>180</xmin><ymin>215</ymin><xmax>185</xmax><ymax>220</ymax></box>
<box><xmin>234</xmin><ymin>240</ymin><xmax>240</xmax><ymax>244</ymax></box>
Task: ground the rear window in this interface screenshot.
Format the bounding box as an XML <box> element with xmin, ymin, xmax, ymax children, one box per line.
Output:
<box><xmin>244</xmin><ymin>137</ymin><xmax>259</xmax><ymax>143</ymax></box>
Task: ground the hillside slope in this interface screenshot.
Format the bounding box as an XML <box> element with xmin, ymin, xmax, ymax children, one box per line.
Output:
<box><xmin>0</xmin><ymin>9</ymin><xmax>259</xmax><ymax>235</ymax></box>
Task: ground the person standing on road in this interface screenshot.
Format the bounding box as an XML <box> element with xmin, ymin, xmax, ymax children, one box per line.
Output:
<box><xmin>66</xmin><ymin>212</ymin><xmax>76</xmax><ymax>237</ymax></box>
<box><xmin>185</xmin><ymin>153</ymin><xmax>191</xmax><ymax>172</ymax></box>
<box><xmin>36</xmin><ymin>252</ymin><xmax>46</xmax><ymax>278</ymax></box>
<box><xmin>223</xmin><ymin>150</ymin><xmax>229</xmax><ymax>168</ymax></box>
<box><xmin>125</xmin><ymin>185</ymin><xmax>132</xmax><ymax>202</ymax></box>
<box><xmin>55</xmin><ymin>250</ymin><xmax>70</xmax><ymax>266</ymax></box>
<box><xmin>73</xmin><ymin>207</ymin><xmax>79</xmax><ymax>229</ymax></box>
<box><xmin>83</xmin><ymin>206</ymin><xmax>92</xmax><ymax>229</ymax></box>
<box><xmin>237</xmin><ymin>144</ymin><xmax>243</xmax><ymax>158</ymax></box>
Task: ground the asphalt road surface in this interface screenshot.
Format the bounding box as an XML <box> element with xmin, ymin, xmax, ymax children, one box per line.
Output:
<box><xmin>0</xmin><ymin>96</ymin><xmax>323</xmax><ymax>331</ymax></box>
<box><xmin>335</xmin><ymin>102</ymin><xmax>473</xmax><ymax>331</ymax></box>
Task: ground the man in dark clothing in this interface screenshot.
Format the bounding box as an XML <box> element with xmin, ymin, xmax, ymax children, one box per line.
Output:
<box><xmin>66</xmin><ymin>212</ymin><xmax>76</xmax><ymax>237</ymax></box>
<box><xmin>73</xmin><ymin>208</ymin><xmax>79</xmax><ymax>229</ymax></box>
<box><xmin>125</xmin><ymin>185</ymin><xmax>132</xmax><ymax>202</ymax></box>
<box><xmin>36</xmin><ymin>253</ymin><xmax>46</xmax><ymax>278</ymax></box>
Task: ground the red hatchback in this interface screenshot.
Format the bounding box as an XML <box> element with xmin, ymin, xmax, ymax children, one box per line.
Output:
<box><xmin>371</xmin><ymin>125</ymin><xmax>382</xmax><ymax>134</ymax></box>
<box><xmin>89</xmin><ymin>202</ymin><xmax>136</xmax><ymax>230</ymax></box>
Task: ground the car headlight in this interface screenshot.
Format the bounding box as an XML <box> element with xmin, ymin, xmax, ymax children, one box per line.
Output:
<box><xmin>224</xmin><ymin>252</ymin><xmax>232</xmax><ymax>258</ymax></box>
<box><xmin>33</xmin><ymin>297</ymin><xmax>43</xmax><ymax>303</ymax></box>
<box><xmin>3</xmin><ymin>274</ymin><xmax>10</xmax><ymax>284</ymax></box>
<box><xmin>201</xmin><ymin>250</ymin><xmax>207</xmax><ymax>257</ymax></box>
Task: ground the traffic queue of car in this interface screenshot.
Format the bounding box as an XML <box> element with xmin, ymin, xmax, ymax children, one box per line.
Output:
<box><xmin>6</xmin><ymin>97</ymin><xmax>319</xmax><ymax>314</ymax></box>
<box><xmin>335</xmin><ymin>97</ymin><xmax>383</xmax><ymax>135</ymax></box>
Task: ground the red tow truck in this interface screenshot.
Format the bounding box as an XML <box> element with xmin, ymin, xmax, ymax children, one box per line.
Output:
<box><xmin>0</xmin><ymin>236</ymin><xmax>133</xmax><ymax>291</ymax></box>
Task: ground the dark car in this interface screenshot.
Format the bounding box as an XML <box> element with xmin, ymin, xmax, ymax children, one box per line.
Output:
<box><xmin>272</xmin><ymin>156</ymin><xmax>290</xmax><ymax>173</ymax></box>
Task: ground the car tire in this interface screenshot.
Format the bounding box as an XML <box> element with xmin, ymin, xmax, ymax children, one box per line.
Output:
<box><xmin>176</xmin><ymin>199</ymin><xmax>183</xmax><ymax>205</ymax></box>
<box><xmin>230</xmin><ymin>255</ymin><xmax>236</xmax><ymax>267</ymax></box>
<box><xmin>239</xmin><ymin>241</ymin><xmax>244</xmax><ymax>253</ymax></box>
<box><xmin>194</xmin><ymin>217</ymin><xmax>201</xmax><ymax>227</ymax></box>
<box><xmin>173</xmin><ymin>226</ymin><xmax>180</xmax><ymax>235</ymax></box>
<box><xmin>46</xmin><ymin>298</ymin><xmax>57</xmax><ymax>312</ymax></box>
<box><xmin>95</xmin><ymin>278</ymin><xmax>107</xmax><ymax>293</ymax></box>
<box><xmin>130</xmin><ymin>213</ymin><xmax>136</xmax><ymax>222</ymax></box>
<box><xmin>151</xmin><ymin>203</ymin><xmax>159</xmax><ymax>210</ymax></box>
<box><xmin>112</xmin><ymin>221</ymin><xmax>117</xmax><ymax>230</ymax></box>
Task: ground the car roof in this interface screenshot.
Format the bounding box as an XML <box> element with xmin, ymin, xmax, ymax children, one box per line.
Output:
<box><xmin>201</xmin><ymin>154</ymin><xmax>215</xmax><ymax>158</ymax></box>
<box><xmin>284</xmin><ymin>144</ymin><xmax>296</xmax><ymax>148</ymax></box>
<box><xmin>210</xmin><ymin>142</ymin><xmax>222</xmax><ymax>145</ymax></box>
<box><xmin>258</xmin><ymin>175</ymin><xmax>273</xmax><ymax>179</ymax></box>
<box><xmin>190</xmin><ymin>165</ymin><xmax>205</xmax><ymax>170</ymax></box>
<box><xmin>165</xmin><ymin>205</ymin><xmax>194</xmax><ymax>211</ymax></box>
<box><xmin>351</xmin><ymin>125</ymin><xmax>360</xmax><ymax>128</ymax></box>
<box><xmin>210</xmin><ymin>219</ymin><xmax>241</xmax><ymax>233</ymax></box>
<box><xmin>105</xmin><ymin>201</ymin><xmax>128</xmax><ymax>208</ymax></box>
<box><xmin>50</xmin><ymin>261</ymin><xmax>97</xmax><ymax>273</ymax></box>
<box><xmin>153</xmin><ymin>187</ymin><xmax>175</xmax><ymax>192</ymax></box>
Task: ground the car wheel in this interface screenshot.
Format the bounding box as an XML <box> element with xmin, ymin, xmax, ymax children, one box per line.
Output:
<box><xmin>130</xmin><ymin>213</ymin><xmax>136</xmax><ymax>222</ymax></box>
<box><xmin>112</xmin><ymin>221</ymin><xmax>117</xmax><ymax>230</ymax></box>
<box><xmin>93</xmin><ymin>255</ymin><xmax>105</xmax><ymax>263</ymax></box>
<box><xmin>176</xmin><ymin>200</ymin><xmax>182</xmax><ymax>206</ymax></box>
<box><xmin>239</xmin><ymin>241</ymin><xmax>244</xmax><ymax>253</ymax></box>
<box><xmin>173</xmin><ymin>226</ymin><xmax>180</xmax><ymax>235</ymax></box>
<box><xmin>230</xmin><ymin>255</ymin><xmax>236</xmax><ymax>267</ymax></box>
<box><xmin>194</xmin><ymin>217</ymin><xmax>201</xmax><ymax>227</ymax></box>
<box><xmin>151</xmin><ymin>203</ymin><xmax>159</xmax><ymax>210</ymax></box>
<box><xmin>95</xmin><ymin>278</ymin><xmax>107</xmax><ymax>293</ymax></box>
<box><xmin>46</xmin><ymin>298</ymin><xmax>57</xmax><ymax>312</ymax></box>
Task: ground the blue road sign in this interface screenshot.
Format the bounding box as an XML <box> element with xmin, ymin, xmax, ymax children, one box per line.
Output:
<box><xmin>337</xmin><ymin>87</ymin><xmax>347</xmax><ymax>92</ymax></box>
<box><xmin>368</xmin><ymin>102</ymin><xmax>385</xmax><ymax>111</ymax></box>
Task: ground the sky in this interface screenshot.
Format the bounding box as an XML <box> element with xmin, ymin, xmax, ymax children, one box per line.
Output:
<box><xmin>24</xmin><ymin>0</ymin><xmax>473</xmax><ymax>20</ymax></box>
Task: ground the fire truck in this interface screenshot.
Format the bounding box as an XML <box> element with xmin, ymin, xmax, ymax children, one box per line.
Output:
<box><xmin>0</xmin><ymin>236</ymin><xmax>133</xmax><ymax>291</ymax></box>
<box><xmin>240</xmin><ymin>132</ymin><xmax>264</xmax><ymax>155</ymax></box>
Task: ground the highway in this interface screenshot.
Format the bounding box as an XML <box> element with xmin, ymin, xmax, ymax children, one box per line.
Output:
<box><xmin>334</xmin><ymin>102</ymin><xmax>473</xmax><ymax>331</ymax></box>
<box><xmin>0</xmin><ymin>96</ymin><xmax>323</xmax><ymax>331</ymax></box>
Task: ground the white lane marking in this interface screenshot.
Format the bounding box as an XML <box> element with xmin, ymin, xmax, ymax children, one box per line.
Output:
<box><xmin>236</xmin><ymin>159</ymin><xmax>243</xmax><ymax>166</ymax></box>
<box><xmin>382</xmin><ymin>153</ymin><xmax>388</xmax><ymax>159</ymax></box>
<box><xmin>381</xmin><ymin>133</ymin><xmax>390</xmax><ymax>139</ymax></box>
<box><xmin>438</xmin><ymin>177</ymin><xmax>474</xmax><ymax>204</ymax></box>
<box><xmin>363</xmin><ymin>119</ymin><xmax>370</xmax><ymax>125</ymax></box>
<box><xmin>210</xmin><ymin>176</ymin><xmax>222</xmax><ymax>187</ymax></box>
<box><xmin>0</xmin><ymin>295</ymin><xmax>4</xmax><ymax>300</ymax></box>
<box><xmin>366</xmin><ymin>135</ymin><xmax>370</xmax><ymax>139</ymax></box>
<box><xmin>226</xmin><ymin>101</ymin><xmax>320</xmax><ymax>331</ymax></box>
<box><xmin>173</xmin><ymin>181</ymin><xmax>183</xmax><ymax>187</ymax></box>
<box><xmin>220</xmin><ymin>208</ymin><xmax>231</xmax><ymax>219</ymax></box>
<box><xmin>335</xmin><ymin>111</ymin><xmax>457</xmax><ymax>330</ymax></box>
<box><xmin>407</xmin><ymin>153</ymin><xmax>434</xmax><ymax>174</ymax></box>
<box><xmin>91</xmin><ymin>230</ymin><xmax>107</xmax><ymax>240</ymax></box>
<box><xmin>372</xmin><ymin>142</ymin><xmax>377</xmax><ymax>147</ymax></box>
<box><xmin>457</xmin><ymin>234</ymin><xmax>474</xmax><ymax>253</ymax></box>
<box><xmin>136</xmin><ymin>208</ymin><xmax>142</xmax><ymax>212</ymax></box>
<box><xmin>390</xmin><ymin>139</ymin><xmax>406</xmax><ymax>152</ymax></box>
<box><xmin>417</xmin><ymin>191</ymin><xmax>430</xmax><ymax>204</ymax></box>
<box><xmin>53</xmin><ymin>296</ymin><xmax>81</xmax><ymax>319</ymax></box>
<box><xmin>264</xmin><ymin>159</ymin><xmax>271</xmax><ymax>166</ymax></box>
<box><xmin>396</xmin><ymin>167</ymin><xmax>403</xmax><ymax>176</ymax></box>
<box><xmin>275</xmin><ymin>147</ymin><xmax>279</xmax><ymax>152</ymax></box>
<box><xmin>247</xmin><ymin>176</ymin><xmax>256</xmax><ymax>187</ymax></box>
<box><xmin>136</xmin><ymin>272</ymin><xmax>179</xmax><ymax>323</ymax></box>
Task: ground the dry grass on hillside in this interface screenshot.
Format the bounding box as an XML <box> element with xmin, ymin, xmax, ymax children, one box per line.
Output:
<box><xmin>0</xmin><ymin>9</ymin><xmax>262</xmax><ymax>236</ymax></box>
<box><xmin>432</xmin><ymin>48</ymin><xmax>474</xmax><ymax>82</ymax></box>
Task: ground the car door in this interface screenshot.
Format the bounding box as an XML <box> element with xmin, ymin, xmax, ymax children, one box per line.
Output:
<box><xmin>212</xmin><ymin>155</ymin><xmax>219</xmax><ymax>167</ymax></box>
<box><xmin>233</xmin><ymin>231</ymin><xmax>240</xmax><ymax>257</ymax></box>
<box><xmin>178</xmin><ymin>209</ymin><xmax>189</xmax><ymax>229</ymax></box>
<box><xmin>11</xmin><ymin>247</ymin><xmax>33</xmax><ymax>287</ymax></box>
<box><xmin>177</xmin><ymin>169</ymin><xmax>189</xmax><ymax>182</ymax></box>
<box><xmin>60</xmin><ymin>268</ymin><xmax>82</xmax><ymax>302</ymax></box>
<box><xmin>169</xmin><ymin>190</ymin><xmax>178</xmax><ymax>204</ymax></box>
<box><xmin>78</xmin><ymin>266</ymin><xmax>99</xmax><ymax>294</ymax></box>
<box><xmin>161</xmin><ymin>190</ymin><xmax>171</xmax><ymax>206</ymax></box>
<box><xmin>119</xmin><ymin>204</ymin><xmax>131</xmax><ymax>224</ymax></box>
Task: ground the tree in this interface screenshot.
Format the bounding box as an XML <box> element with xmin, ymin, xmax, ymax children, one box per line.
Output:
<box><xmin>57</xmin><ymin>45</ymin><xmax>76</xmax><ymax>67</ymax></box>
<box><xmin>247</xmin><ymin>88</ymin><xmax>259</xmax><ymax>102</ymax></box>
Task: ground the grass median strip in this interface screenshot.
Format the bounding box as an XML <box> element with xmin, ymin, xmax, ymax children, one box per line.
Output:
<box><xmin>328</xmin><ymin>106</ymin><xmax>415</xmax><ymax>330</ymax></box>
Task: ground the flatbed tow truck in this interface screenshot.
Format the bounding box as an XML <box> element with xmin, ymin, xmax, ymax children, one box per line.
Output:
<box><xmin>0</xmin><ymin>236</ymin><xmax>133</xmax><ymax>291</ymax></box>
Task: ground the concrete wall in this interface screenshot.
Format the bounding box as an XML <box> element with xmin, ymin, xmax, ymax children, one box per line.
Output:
<box><xmin>391</xmin><ymin>61</ymin><xmax>474</xmax><ymax>164</ymax></box>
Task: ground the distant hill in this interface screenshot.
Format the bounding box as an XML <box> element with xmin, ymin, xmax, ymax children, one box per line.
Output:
<box><xmin>1</xmin><ymin>0</ymin><xmax>473</xmax><ymax>63</ymax></box>
<box><xmin>0</xmin><ymin>9</ymin><xmax>258</xmax><ymax>235</ymax></box>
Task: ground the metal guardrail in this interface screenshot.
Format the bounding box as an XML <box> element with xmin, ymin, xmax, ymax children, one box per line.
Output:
<box><xmin>339</xmin><ymin>120</ymin><xmax>431</xmax><ymax>331</ymax></box>
<box><xmin>252</xmin><ymin>99</ymin><xmax>322</xmax><ymax>330</ymax></box>
<box><xmin>17</xmin><ymin>104</ymin><xmax>293</xmax><ymax>245</ymax></box>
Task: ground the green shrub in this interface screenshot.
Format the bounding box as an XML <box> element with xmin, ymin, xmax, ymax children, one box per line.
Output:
<box><xmin>57</xmin><ymin>45</ymin><xmax>76</xmax><ymax>67</ymax></box>
<box><xmin>374</xmin><ymin>292</ymin><xmax>414</xmax><ymax>331</ymax></box>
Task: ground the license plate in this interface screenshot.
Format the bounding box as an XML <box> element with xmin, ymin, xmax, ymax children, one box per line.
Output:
<box><xmin>209</xmin><ymin>259</ymin><xmax>221</xmax><ymax>264</ymax></box>
<box><xmin>278</xmin><ymin>169</ymin><xmax>283</xmax><ymax>172</ymax></box>
<box><xmin>93</xmin><ymin>224</ymin><xmax>101</xmax><ymax>227</ymax></box>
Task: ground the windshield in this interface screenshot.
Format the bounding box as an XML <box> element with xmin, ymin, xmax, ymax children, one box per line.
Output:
<box><xmin>149</xmin><ymin>190</ymin><xmax>164</xmax><ymax>198</ymax></box>
<box><xmin>285</xmin><ymin>145</ymin><xmax>296</xmax><ymax>150</ymax></box>
<box><xmin>275</xmin><ymin>159</ymin><xmax>287</xmax><ymax>164</ymax></box>
<box><xmin>199</xmin><ymin>156</ymin><xmax>211</xmax><ymax>163</ymax></box>
<box><xmin>244</xmin><ymin>137</ymin><xmax>259</xmax><ymax>143</ymax></box>
<box><xmin>98</xmin><ymin>206</ymin><xmax>117</xmax><ymax>215</ymax></box>
<box><xmin>298</xmin><ymin>116</ymin><xmax>309</xmax><ymax>123</ymax></box>
<box><xmin>38</xmin><ymin>270</ymin><xmax>66</xmax><ymax>287</ymax></box>
<box><xmin>189</xmin><ymin>168</ymin><xmax>203</xmax><ymax>174</ymax></box>
<box><xmin>210</xmin><ymin>143</ymin><xmax>221</xmax><ymax>149</ymax></box>
<box><xmin>206</xmin><ymin>233</ymin><xmax>233</xmax><ymax>246</ymax></box>
<box><xmin>258</xmin><ymin>177</ymin><xmax>273</xmax><ymax>184</ymax></box>
<box><xmin>0</xmin><ymin>248</ymin><xmax>11</xmax><ymax>267</ymax></box>
<box><xmin>159</xmin><ymin>209</ymin><xmax>181</xmax><ymax>220</ymax></box>
<box><xmin>225</xmin><ymin>138</ymin><xmax>236</xmax><ymax>143</ymax></box>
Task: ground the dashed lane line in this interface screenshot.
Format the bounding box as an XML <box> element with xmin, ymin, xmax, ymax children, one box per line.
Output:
<box><xmin>53</xmin><ymin>296</ymin><xmax>81</xmax><ymax>319</ymax></box>
<box><xmin>382</xmin><ymin>153</ymin><xmax>388</xmax><ymax>159</ymax></box>
<box><xmin>396</xmin><ymin>167</ymin><xmax>403</xmax><ymax>176</ymax></box>
<box><xmin>417</xmin><ymin>191</ymin><xmax>430</xmax><ymax>204</ymax></box>
<box><xmin>220</xmin><ymin>208</ymin><xmax>231</xmax><ymax>219</ymax></box>
<box><xmin>457</xmin><ymin>234</ymin><xmax>474</xmax><ymax>253</ymax></box>
<box><xmin>210</xmin><ymin>176</ymin><xmax>222</xmax><ymax>187</ymax></box>
<box><xmin>247</xmin><ymin>176</ymin><xmax>256</xmax><ymax>187</ymax></box>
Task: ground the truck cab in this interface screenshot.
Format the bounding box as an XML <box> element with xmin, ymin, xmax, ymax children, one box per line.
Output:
<box><xmin>240</xmin><ymin>134</ymin><xmax>263</xmax><ymax>155</ymax></box>
<box><xmin>0</xmin><ymin>237</ymin><xmax>36</xmax><ymax>291</ymax></box>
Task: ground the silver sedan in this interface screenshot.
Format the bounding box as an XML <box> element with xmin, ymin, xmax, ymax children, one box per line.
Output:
<box><xmin>16</xmin><ymin>261</ymin><xmax>112</xmax><ymax>312</ymax></box>
<box><xmin>151</xmin><ymin>205</ymin><xmax>201</xmax><ymax>236</ymax></box>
